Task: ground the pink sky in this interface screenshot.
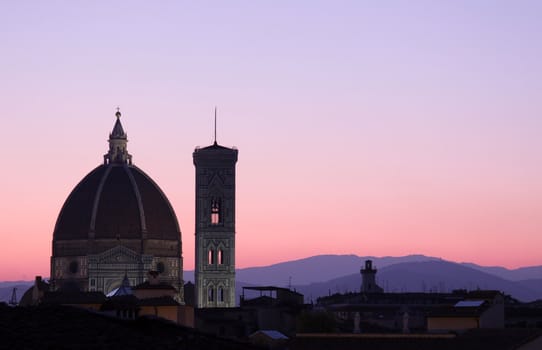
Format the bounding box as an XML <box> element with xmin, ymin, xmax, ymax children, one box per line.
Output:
<box><xmin>1</xmin><ymin>1</ymin><xmax>541</xmax><ymax>281</ymax></box>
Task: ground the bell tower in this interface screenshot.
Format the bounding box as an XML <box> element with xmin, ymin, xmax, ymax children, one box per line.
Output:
<box><xmin>193</xmin><ymin>115</ymin><xmax>238</xmax><ymax>308</ymax></box>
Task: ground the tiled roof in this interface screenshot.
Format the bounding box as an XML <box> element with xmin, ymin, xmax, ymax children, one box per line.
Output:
<box><xmin>53</xmin><ymin>164</ymin><xmax>181</xmax><ymax>242</ymax></box>
<box><xmin>250</xmin><ymin>330</ymin><xmax>288</xmax><ymax>340</ymax></box>
<box><xmin>133</xmin><ymin>281</ymin><xmax>177</xmax><ymax>290</ymax></box>
<box><xmin>137</xmin><ymin>296</ymin><xmax>179</xmax><ymax>306</ymax></box>
<box><xmin>42</xmin><ymin>291</ymin><xmax>106</xmax><ymax>305</ymax></box>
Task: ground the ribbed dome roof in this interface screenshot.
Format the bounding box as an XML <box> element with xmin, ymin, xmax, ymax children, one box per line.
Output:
<box><xmin>53</xmin><ymin>163</ymin><xmax>180</xmax><ymax>241</ymax></box>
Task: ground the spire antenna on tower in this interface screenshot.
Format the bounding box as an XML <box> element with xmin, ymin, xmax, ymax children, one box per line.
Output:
<box><xmin>214</xmin><ymin>106</ymin><xmax>217</xmax><ymax>145</ymax></box>
<box><xmin>9</xmin><ymin>287</ymin><xmax>17</xmax><ymax>306</ymax></box>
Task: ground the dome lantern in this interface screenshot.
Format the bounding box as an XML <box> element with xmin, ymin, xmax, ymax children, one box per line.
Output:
<box><xmin>104</xmin><ymin>108</ymin><xmax>132</xmax><ymax>165</ymax></box>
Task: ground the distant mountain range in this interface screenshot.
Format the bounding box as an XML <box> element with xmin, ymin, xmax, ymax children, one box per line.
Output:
<box><xmin>292</xmin><ymin>260</ymin><xmax>542</xmax><ymax>302</ymax></box>
<box><xmin>3</xmin><ymin>254</ymin><xmax>542</xmax><ymax>304</ymax></box>
<box><xmin>183</xmin><ymin>254</ymin><xmax>441</xmax><ymax>286</ymax></box>
<box><xmin>211</xmin><ymin>254</ymin><xmax>542</xmax><ymax>302</ymax></box>
<box><xmin>461</xmin><ymin>262</ymin><xmax>542</xmax><ymax>281</ymax></box>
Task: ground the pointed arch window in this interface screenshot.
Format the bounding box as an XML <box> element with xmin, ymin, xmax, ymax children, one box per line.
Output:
<box><xmin>211</xmin><ymin>197</ymin><xmax>222</xmax><ymax>225</ymax></box>
<box><xmin>218</xmin><ymin>287</ymin><xmax>225</xmax><ymax>302</ymax></box>
<box><xmin>208</xmin><ymin>287</ymin><xmax>214</xmax><ymax>302</ymax></box>
<box><xmin>218</xmin><ymin>249</ymin><xmax>224</xmax><ymax>265</ymax></box>
<box><xmin>208</xmin><ymin>249</ymin><xmax>215</xmax><ymax>265</ymax></box>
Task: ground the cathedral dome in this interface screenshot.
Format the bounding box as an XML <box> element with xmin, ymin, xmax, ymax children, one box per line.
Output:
<box><xmin>52</xmin><ymin>110</ymin><xmax>181</xmax><ymax>254</ymax></box>
<box><xmin>53</xmin><ymin>163</ymin><xmax>180</xmax><ymax>241</ymax></box>
<box><xmin>51</xmin><ymin>110</ymin><xmax>183</xmax><ymax>297</ymax></box>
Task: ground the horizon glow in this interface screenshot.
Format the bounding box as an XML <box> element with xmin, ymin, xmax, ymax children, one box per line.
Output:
<box><xmin>1</xmin><ymin>1</ymin><xmax>541</xmax><ymax>281</ymax></box>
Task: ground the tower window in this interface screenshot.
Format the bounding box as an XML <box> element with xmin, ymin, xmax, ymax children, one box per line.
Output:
<box><xmin>218</xmin><ymin>249</ymin><xmax>224</xmax><ymax>265</ymax></box>
<box><xmin>157</xmin><ymin>262</ymin><xmax>165</xmax><ymax>273</ymax></box>
<box><xmin>208</xmin><ymin>287</ymin><xmax>214</xmax><ymax>302</ymax></box>
<box><xmin>69</xmin><ymin>261</ymin><xmax>78</xmax><ymax>274</ymax></box>
<box><xmin>218</xmin><ymin>287</ymin><xmax>224</xmax><ymax>302</ymax></box>
<box><xmin>208</xmin><ymin>249</ymin><xmax>215</xmax><ymax>265</ymax></box>
<box><xmin>211</xmin><ymin>198</ymin><xmax>221</xmax><ymax>224</ymax></box>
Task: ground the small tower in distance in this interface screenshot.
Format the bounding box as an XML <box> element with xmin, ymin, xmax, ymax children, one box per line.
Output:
<box><xmin>193</xmin><ymin>112</ymin><xmax>238</xmax><ymax>308</ymax></box>
<box><xmin>360</xmin><ymin>260</ymin><xmax>383</xmax><ymax>293</ymax></box>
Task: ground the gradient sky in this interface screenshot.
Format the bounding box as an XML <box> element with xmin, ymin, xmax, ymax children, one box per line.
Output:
<box><xmin>1</xmin><ymin>1</ymin><xmax>541</xmax><ymax>281</ymax></box>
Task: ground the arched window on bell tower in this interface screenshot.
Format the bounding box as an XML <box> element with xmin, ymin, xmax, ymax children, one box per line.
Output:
<box><xmin>218</xmin><ymin>249</ymin><xmax>224</xmax><ymax>265</ymax></box>
<box><xmin>218</xmin><ymin>287</ymin><xmax>224</xmax><ymax>302</ymax></box>
<box><xmin>211</xmin><ymin>197</ymin><xmax>221</xmax><ymax>225</ymax></box>
<box><xmin>208</xmin><ymin>249</ymin><xmax>215</xmax><ymax>265</ymax></box>
<box><xmin>208</xmin><ymin>287</ymin><xmax>214</xmax><ymax>302</ymax></box>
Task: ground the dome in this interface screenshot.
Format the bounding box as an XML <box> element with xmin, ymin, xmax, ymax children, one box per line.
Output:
<box><xmin>52</xmin><ymin>110</ymin><xmax>182</xmax><ymax>258</ymax></box>
<box><xmin>53</xmin><ymin>163</ymin><xmax>180</xmax><ymax>241</ymax></box>
<box><xmin>50</xmin><ymin>110</ymin><xmax>183</xmax><ymax>298</ymax></box>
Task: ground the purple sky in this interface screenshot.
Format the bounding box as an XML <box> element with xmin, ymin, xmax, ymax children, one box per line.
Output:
<box><xmin>1</xmin><ymin>1</ymin><xmax>541</xmax><ymax>280</ymax></box>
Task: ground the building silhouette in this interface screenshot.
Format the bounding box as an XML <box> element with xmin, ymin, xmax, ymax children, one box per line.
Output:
<box><xmin>193</xmin><ymin>135</ymin><xmax>238</xmax><ymax>308</ymax></box>
<box><xmin>22</xmin><ymin>107</ymin><xmax>542</xmax><ymax>349</ymax></box>
<box><xmin>360</xmin><ymin>260</ymin><xmax>383</xmax><ymax>293</ymax></box>
<box><xmin>50</xmin><ymin>110</ymin><xmax>183</xmax><ymax>300</ymax></box>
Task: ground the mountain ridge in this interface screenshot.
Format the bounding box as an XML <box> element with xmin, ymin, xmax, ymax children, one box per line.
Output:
<box><xmin>292</xmin><ymin>260</ymin><xmax>542</xmax><ymax>302</ymax></box>
<box><xmin>3</xmin><ymin>254</ymin><xmax>542</xmax><ymax>303</ymax></box>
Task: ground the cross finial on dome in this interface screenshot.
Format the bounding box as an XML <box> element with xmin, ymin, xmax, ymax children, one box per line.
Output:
<box><xmin>116</xmin><ymin>106</ymin><xmax>121</xmax><ymax>118</ymax></box>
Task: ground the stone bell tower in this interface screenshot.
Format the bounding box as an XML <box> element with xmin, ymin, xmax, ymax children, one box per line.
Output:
<box><xmin>193</xmin><ymin>115</ymin><xmax>238</xmax><ymax>308</ymax></box>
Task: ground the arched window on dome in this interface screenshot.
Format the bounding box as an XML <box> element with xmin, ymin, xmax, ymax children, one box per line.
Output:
<box><xmin>211</xmin><ymin>198</ymin><xmax>221</xmax><ymax>225</ymax></box>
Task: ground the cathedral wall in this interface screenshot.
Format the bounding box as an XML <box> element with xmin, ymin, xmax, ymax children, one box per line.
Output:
<box><xmin>90</xmin><ymin>239</ymin><xmax>141</xmax><ymax>255</ymax></box>
<box><xmin>51</xmin><ymin>255</ymin><xmax>88</xmax><ymax>291</ymax></box>
<box><xmin>144</xmin><ymin>239</ymin><xmax>181</xmax><ymax>257</ymax></box>
<box><xmin>53</xmin><ymin>240</ymin><xmax>89</xmax><ymax>256</ymax></box>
